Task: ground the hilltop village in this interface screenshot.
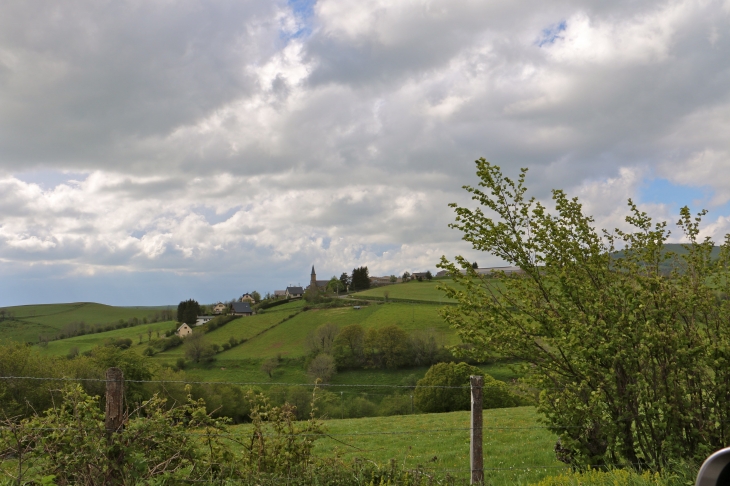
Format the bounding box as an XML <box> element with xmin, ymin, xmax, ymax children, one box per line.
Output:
<box><xmin>176</xmin><ymin>264</ymin><xmax>524</xmax><ymax>337</ymax></box>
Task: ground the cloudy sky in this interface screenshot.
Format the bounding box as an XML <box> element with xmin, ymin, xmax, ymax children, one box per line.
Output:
<box><xmin>1</xmin><ymin>0</ymin><xmax>730</xmax><ymax>306</ymax></box>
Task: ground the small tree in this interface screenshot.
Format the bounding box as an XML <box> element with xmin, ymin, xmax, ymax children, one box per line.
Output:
<box><xmin>251</xmin><ymin>291</ymin><xmax>262</xmax><ymax>302</ymax></box>
<box><xmin>425</xmin><ymin>270</ymin><xmax>433</xmax><ymax>280</ymax></box>
<box><xmin>261</xmin><ymin>357</ymin><xmax>279</xmax><ymax>378</ymax></box>
<box><xmin>184</xmin><ymin>333</ymin><xmax>214</xmax><ymax>363</ymax></box>
<box><xmin>305</xmin><ymin>323</ymin><xmax>340</xmax><ymax>356</ymax></box>
<box><xmin>439</xmin><ymin>158</ymin><xmax>730</xmax><ymax>469</ymax></box>
<box><xmin>339</xmin><ymin>272</ymin><xmax>350</xmax><ymax>291</ymax></box>
<box><xmin>333</xmin><ymin>324</ymin><xmax>365</xmax><ymax>368</ymax></box>
<box><xmin>307</xmin><ymin>354</ymin><xmax>336</xmax><ymax>382</ymax></box>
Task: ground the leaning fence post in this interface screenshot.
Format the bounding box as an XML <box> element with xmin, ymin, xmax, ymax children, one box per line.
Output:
<box><xmin>105</xmin><ymin>367</ymin><xmax>124</xmax><ymax>436</ymax></box>
<box><xmin>470</xmin><ymin>375</ymin><xmax>484</xmax><ymax>485</ymax></box>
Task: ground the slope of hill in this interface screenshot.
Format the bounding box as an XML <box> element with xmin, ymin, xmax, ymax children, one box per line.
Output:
<box><xmin>352</xmin><ymin>280</ymin><xmax>455</xmax><ymax>302</ymax></box>
<box><xmin>36</xmin><ymin>319</ymin><xmax>178</xmax><ymax>357</ymax></box>
<box><xmin>0</xmin><ymin>302</ymin><xmax>171</xmax><ymax>343</ymax></box>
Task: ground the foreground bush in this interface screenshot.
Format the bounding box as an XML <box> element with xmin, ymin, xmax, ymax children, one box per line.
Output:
<box><xmin>441</xmin><ymin>159</ymin><xmax>730</xmax><ymax>468</ymax></box>
<box><xmin>414</xmin><ymin>362</ymin><xmax>520</xmax><ymax>413</ymax></box>
<box><xmin>0</xmin><ymin>385</ymin><xmax>467</xmax><ymax>485</ymax></box>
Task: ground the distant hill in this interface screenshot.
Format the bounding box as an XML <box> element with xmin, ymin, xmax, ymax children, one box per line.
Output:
<box><xmin>614</xmin><ymin>243</ymin><xmax>722</xmax><ymax>274</ymax></box>
<box><xmin>0</xmin><ymin>302</ymin><xmax>171</xmax><ymax>343</ymax></box>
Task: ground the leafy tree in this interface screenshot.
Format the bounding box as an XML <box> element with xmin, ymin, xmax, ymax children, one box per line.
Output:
<box><xmin>305</xmin><ymin>323</ymin><xmax>340</xmax><ymax>356</ymax></box>
<box><xmin>261</xmin><ymin>357</ymin><xmax>279</xmax><ymax>378</ymax></box>
<box><xmin>363</xmin><ymin>325</ymin><xmax>411</xmax><ymax>369</ymax></box>
<box><xmin>307</xmin><ymin>353</ymin><xmax>336</xmax><ymax>383</ymax></box>
<box><xmin>327</xmin><ymin>276</ymin><xmax>344</xmax><ymax>293</ymax></box>
<box><xmin>251</xmin><ymin>291</ymin><xmax>262</xmax><ymax>302</ymax></box>
<box><xmin>425</xmin><ymin>270</ymin><xmax>433</xmax><ymax>280</ymax></box>
<box><xmin>339</xmin><ymin>272</ymin><xmax>350</xmax><ymax>291</ymax></box>
<box><xmin>439</xmin><ymin>159</ymin><xmax>730</xmax><ymax>469</ymax></box>
<box><xmin>402</xmin><ymin>271</ymin><xmax>411</xmax><ymax>281</ymax></box>
<box><xmin>177</xmin><ymin>299</ymin><xmax>201</xmax><ymax>325</ymax></box>
<box><xmin>414</xmin><ymin>362</ymin><xmax>518</xmax><ymax>413</ymax></box>
<box><xmin>183</xmin><ymin>332</ymin><xmax>215</xmax><ymax>363</ymax></box>
<box><xmin>351</xmin><ymin>266</ymin><xmax>370</xmax><ymax>291</ymax></box>
<box><xmin>472</xmin><ymin>261</ymin><xmax>478</xmax><ymax>269</ymax></box>
<box><xmin>333</xmin><ymin>324</ymin><xmax>365</xmax><ymax>368</ymax></box>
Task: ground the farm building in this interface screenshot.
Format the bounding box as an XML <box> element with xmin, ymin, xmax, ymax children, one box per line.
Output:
<box><xmin>231</xmin><ymin>302</ymin><xmax>253</xmax><ymax>316</ymax></box>
<box><xmin>177</xmin><ymin>323</ymin><xmax>193</xmax><ymax>337</ymax></box>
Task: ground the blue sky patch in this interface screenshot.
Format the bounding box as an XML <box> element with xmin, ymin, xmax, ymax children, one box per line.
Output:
<box><xmin>538</xmin><ymin>20</ymin><xmax>567</xmax><ymax>47</ymax></box>
<box><xmin>639</xmin><ymin>178</ymin><xmax>712</xmax><ymax>212</ymax></box>
<box><xmin>15</xmin><ymin>170</ymin><xmax>88</xmax><ymax>190</ymax></box>
<box><xmin>192</xmin><ymin>205</ymin><xmax>241</xmax><ymax>225</ymax></box>
<box><xmin>283</xmin><ymin>0</ymin><xmax>315</xmax><ymax>39</ymax></box>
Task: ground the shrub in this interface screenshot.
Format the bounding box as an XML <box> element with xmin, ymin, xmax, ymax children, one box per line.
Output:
<box><xmin>414</xmin><ymin>362</ymin><xmax>519</xmax><ymax>413</ymax></box>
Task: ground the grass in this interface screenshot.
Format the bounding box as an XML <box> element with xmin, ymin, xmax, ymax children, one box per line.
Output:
<box><xmin>353</xmin><ymin>281</ymin><xmax>456</xmax><ymax>302</ymax></box>
<box><xmin>36</xmin><ymin>320</ymin><xmax>178</xmax><ymax>357</ymax></box>
<box><xmin>180</xmin><ymin>362</ymin><xmax>522</xmax><ymax>400</ymax></box>
<box><xmin>0</xmin><ymin>302</ymin><xmax>171</xmax><ymax>343</ymax></box>
<box><xmin>210</xmin><ymin>302</ymin><xmax>455</xmax><ymax>362</ymax></box>
<box><xmin>227</xmin><ymin>406</ymin><xmax>564</xmax><ymax>485</ymax></box>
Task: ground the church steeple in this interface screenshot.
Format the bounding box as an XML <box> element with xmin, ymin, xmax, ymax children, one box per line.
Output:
<box><xmin>310</xmin><ymin>265</ymin><xmax>317</xmax><ymax>289</ymax></box>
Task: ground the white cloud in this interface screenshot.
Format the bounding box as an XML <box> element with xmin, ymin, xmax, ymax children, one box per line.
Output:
<box><xmin>1</xmin><ymin>0</ymin><xmax>730</xmax><ymax>304</ymax></box>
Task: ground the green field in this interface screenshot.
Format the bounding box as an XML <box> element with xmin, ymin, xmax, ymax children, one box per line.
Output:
<box><xmin>353</xmin><ymin>280</ymin><xmax>456</xmax><ymax>302</ymax></box>
<box><xmin>228</xmin><ymin>406</ymin><xmax>563</xmax><ymax>485</ymax></box>
<box><xmin>37</xmin><ymin>319</ymin><xmax>178</xmax><ymax>357</ymax></box>
<box><xmin>0</xmin><ymin>302</ymin><xmax>171</xmax><ymax>343</ymax></box>
<box><xmin>210</xmin><ymin>301</ymin><xmax>455</xmax><ymax>362</ymax></box>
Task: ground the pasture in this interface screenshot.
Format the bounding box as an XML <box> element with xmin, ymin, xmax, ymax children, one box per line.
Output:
<box><xmin>228</xmin><ymin>406</ymin><xmax>563</xmax><ymax>485</ymax></box>
<box><xmin>36</xmin><ymin>319</ymin><xmax>178</xmax><ymax>357</ymax></box>
<box><xmin>0</xmin><ymin>302</ymin><xmax>171</xmax><ymax>343</ymax></box>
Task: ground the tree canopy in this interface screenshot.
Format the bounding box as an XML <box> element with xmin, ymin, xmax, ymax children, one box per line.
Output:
<box><xmin>439</xmin><ymin>158</ymin><xmax>730</xmax><ymax>470</ymax></box>
<box><xmin>176</xmin><ymin>299</ymin><xmax>200</xmax><ymax>325</ymax></box>
<box><xmin>350</xmin><ymin>266</ymin><xmax>370</xmax><ymax>291</ymax></box>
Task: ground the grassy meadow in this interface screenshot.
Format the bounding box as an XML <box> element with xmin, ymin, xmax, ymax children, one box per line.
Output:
<box><xmin>353</xmin><ymin>280</ymin><xmax>457</xmax><ymax>302</ymax></box>
<box><xmin>0</xmin><ymin>302</ymin><xmax>171</xmax><ymax>343</ymax></box>
<box><xmin>227</xmin><ymin>406</ymin><xmax>563</xmax><ymax>485</ymax></box>
<box><xmin>36</xmin><ymin>319</ymin><xmax>178</xmax><ymax>357</ymax></box>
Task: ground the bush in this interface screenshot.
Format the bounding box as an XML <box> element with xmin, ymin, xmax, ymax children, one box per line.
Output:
<box><xmin>532</xmin><ymin>469</ymin><xmax>667</xmax><ymax>486</ymax></box>
<box><xmin>414</xmin><ymin>362</ymin><xmax>519</xmax><ymax>413</ymax></box>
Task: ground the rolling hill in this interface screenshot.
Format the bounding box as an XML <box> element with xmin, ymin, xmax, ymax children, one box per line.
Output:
<box><xmin>0</xmin><ymin>302</ymin><xmax>172</xmax><ymax>343</ymax></box>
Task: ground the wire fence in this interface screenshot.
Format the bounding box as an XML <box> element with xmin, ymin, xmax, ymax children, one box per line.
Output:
<box><xmin>0</xmin><ymin>373</ymin><xmax>602</xmax><ymax>484</ymax></box>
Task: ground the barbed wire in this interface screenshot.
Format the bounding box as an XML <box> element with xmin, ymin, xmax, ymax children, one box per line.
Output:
<box><xmin>0</xmin><ymin>375</ymin><xmax>471</xmax><ymax>389</ymax></box>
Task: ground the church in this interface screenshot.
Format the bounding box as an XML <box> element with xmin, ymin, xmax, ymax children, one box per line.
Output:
<box><xmin>309</xmin><ymin>266</ymin><xmax>330</xmax><ymax>292</ymax></box>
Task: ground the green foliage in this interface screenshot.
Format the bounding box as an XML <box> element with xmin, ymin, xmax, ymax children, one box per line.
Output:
<box><xmin>531</xmin><ymin>469</ymin><xmax>668</xmax><ymax>486</ymax></box>
<box><xmin>364</xmin><ymin>325</ymin><xmax>410</xmax><ymax>369</ymax></box>
<box><xmin>307</xmin><ymin>353</ymin><xmax>337</xmax><ymax>382</ymax></box>
<box><xmin>177</xmin><ymin>299</ymin><xmax>201</xmax><ymax>325</ymax></box>
<box><xmin>439</xmin><ymin>159</ymin><xmax>730</xmax><ymax>469</ymax></box>
<box><xmin>351</xmin><ymin>266</ymin><xmax>370</xmax><ymax>291</ymax></box>
<box><xmin>414</xmin><ymin>362</ymin><xmax>519</xmax><ymax>413</ymax></box>
<box><xmin>0</xmin><ymin>384</ymin><xmax>231</xmax><ymax>484</ymax></box>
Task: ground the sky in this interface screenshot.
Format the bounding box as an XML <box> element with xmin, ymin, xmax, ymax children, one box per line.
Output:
<box><xmin>2</xmin><ymin>0</ymin><xmax>730</xmax><ymax>306</ymax></box>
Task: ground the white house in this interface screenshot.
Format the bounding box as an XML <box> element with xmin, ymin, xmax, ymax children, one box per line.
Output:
<box><xmin>195</xmin><ymin>316</ymin><xmax>215</xmax><ymax>327</ymax></box>
<box><xmin>177</xmin><ymin>323</ymin><xmax>193</xmax><ymax>337</ymax></box>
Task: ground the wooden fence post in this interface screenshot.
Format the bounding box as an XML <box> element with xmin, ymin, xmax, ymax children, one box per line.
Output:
<box><xmin>105</xmin><ymin>367</ymin><xmax>124</xmax><ymax>435</ymax></box>
<box><xmin>470</xmin><ymin>375</ymin><xmax>484</xmax><ymax>485</ymax></box>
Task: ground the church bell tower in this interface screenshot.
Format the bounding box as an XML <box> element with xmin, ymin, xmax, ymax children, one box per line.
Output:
<box><xmin>310</xmin><ymin>265</ymin><xmax>317</xmax><ymax>290</ymax></box>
